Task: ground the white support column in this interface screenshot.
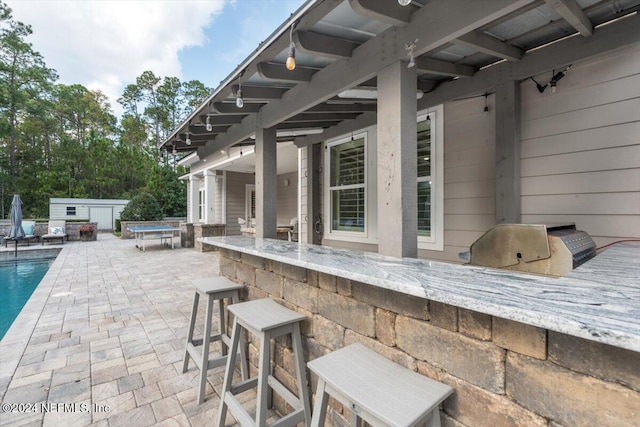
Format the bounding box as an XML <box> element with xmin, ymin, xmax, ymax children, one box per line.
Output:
<box><xmin>495</xmin><ymin>80</ymin><xmax>521</xmax><ymax>224</ymax></box>
<box><xmin>189</xmin><ymin>175</ymin><xmax>200</xmax><ymax>223</ymax></box>
<box><xmin>203</xmin><ymin>170</ymin><xmax>216</xmax><ymax>224</ymax></box>
<box><xmin>255</xmin><ymin>126</ymin><xmax>277</xmax><ymax>238</ymax></box>
<box><xmin>377</xmin><ymin>60</ymin><xmax>418</xmax><ymax>258</ymax></box>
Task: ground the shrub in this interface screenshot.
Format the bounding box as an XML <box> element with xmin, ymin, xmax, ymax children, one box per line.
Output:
<box><xmin>120</xmin><ymin>193</ymin><xmax>163</xmax><ymax>222</ymax></box>
<box><xmin>115</xmin><ymin>218</ymin><xmax>121</xmax><ymax>232</ymax></box>
<box><xmin>79</xmin><ymin>223</ymin><xmax>96</xmax><ymax>232</ymax></box>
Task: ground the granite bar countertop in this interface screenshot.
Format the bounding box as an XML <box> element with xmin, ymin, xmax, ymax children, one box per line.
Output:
<box><xmin>201</xmin><ymin>236</ymin><xmax>640</xmax><ymax>353</ymax></box>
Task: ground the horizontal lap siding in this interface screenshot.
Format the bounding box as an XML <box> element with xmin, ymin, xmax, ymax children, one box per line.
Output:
<box><xmin>420</xmin><ymin>96</ymin><xmax>496</xmax><ymax>262</ymax></box>
<box><xmin>277</xmin><ymin>171</ymin><xmax>298</xmax><ymax>225</ymax></box>
<box><xmin>225</xmin><ymin>172</ymin><xmax>254</xmax><ymax>235</ymax></box>
<box><xmin>520</xmin><ymin>45</ymin><xmax>640</xmax><ymax>244</ymax></box>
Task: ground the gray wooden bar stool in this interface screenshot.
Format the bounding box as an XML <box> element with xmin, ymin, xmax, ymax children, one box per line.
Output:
<box><xmin>217</xmin><ymin>298</ymin><xmax>312</xmax><ymax>427</ymax></box>
<box><xmin>182</xmin><ymin>277</ymin><xmax>248</xmax><ymax>404</ymax></box>
<box><xmin>307</xmin><ymin>343</ymin><xmax>453</xmax><ymax>427</ymax></box>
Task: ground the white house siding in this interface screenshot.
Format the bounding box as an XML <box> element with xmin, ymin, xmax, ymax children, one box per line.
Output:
<box><xmin>50</xmin><ymin>204</ymin><xmax>89</xmax><ymax>220</ymax></box>
<box><xmin>277</xmin><ymin>171</ymin><xmax>298</xmax><ymax>225</ymax></box>
<box><xmin>186</xmin><ymin>181</ymin><xmax>192</xmax><ymax>221</ymax></box>
<box><xmin>520</xmin><ymin>45</ymin><xmax>640</xmax><ymax>247</ymax></box>
<box><xmin>225</xmin><ymin>171</ymin><xmax>255</xmax><ymax>235</ymax></box>
<box><xmin>419</xmin><ymin>95</ymin><xmax>496</xmax><ymax>262</ymax></box>
<box><xmin>297</xmin><ymin>46</ymin><xmax>639</xmax><ymax>260</ymax></box>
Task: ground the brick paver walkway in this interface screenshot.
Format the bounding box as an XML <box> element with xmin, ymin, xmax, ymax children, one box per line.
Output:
<box><xmin>0</xmin><ymin>234</ymin><xmax>250</xmax><ymax>426</ymax></box>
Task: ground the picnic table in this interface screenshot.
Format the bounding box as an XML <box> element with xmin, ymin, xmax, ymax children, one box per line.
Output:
<box><xmin>127</xmin><ymin>225</ymin><xmax>181</xmax><ymax>252</ymax></box>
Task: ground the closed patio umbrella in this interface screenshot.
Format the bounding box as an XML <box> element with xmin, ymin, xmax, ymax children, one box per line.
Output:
<box><xmin>8</xmin><ymin>194</ymin><xmax>25</xmax><ymax>256</ymax></box>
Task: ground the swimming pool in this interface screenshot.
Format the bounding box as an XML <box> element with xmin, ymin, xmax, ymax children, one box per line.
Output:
<box><xmin>0</xmin><ymin>250</ymin><xmax>59</xmax><ymax>339</ymax></box>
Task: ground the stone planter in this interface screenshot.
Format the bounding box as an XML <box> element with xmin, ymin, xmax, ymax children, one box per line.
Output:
<box><xmin>80</xmin><ymin>231</ymin><xmax>95</xmax><ymax>241</ymax></box>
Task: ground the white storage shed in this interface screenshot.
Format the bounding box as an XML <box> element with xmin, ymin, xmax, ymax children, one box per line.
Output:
<box><xmin>49</xmin><ymin>198</ymin><xmax>129</xmax><ymax>231</ymax></box>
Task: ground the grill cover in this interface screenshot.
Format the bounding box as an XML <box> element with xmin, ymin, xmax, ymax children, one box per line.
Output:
<box><xmin>469</xmin><ymin>224</ymin><xmax>596</xmax><ymax>277</ymax></box>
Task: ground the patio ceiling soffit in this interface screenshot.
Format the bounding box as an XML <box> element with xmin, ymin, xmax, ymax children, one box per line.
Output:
<box><xmin>419</xmin><ymin>11</ymin><xmax>640</xmax><ymax>108</ymax></box>
<box><xmin>188</xmin><ymin>125</ymin><xmax>230</xmax><ymax>135</ymax></box>
<box><xmin>296</xmin><ymin>4</ymin><xmax>639</xmax><ymax>147</ymax></box>
<box><xmin>167</xmin><ymin>0</ymin><xmax>621</xmax><ymax>157</ymax></box>
<box><xmin>544</xmin><ymin>0</ymin><xmax>593</xmax><ymax>36</ymax></box>
<box><xmin>160</xmin><ymin>0</ymin><xmax>338</xmax><ymax>150</ymax></box>
<box><xmin>197</xmin><ymin>0</ymin><xmax>537</xmax><ymax>158</ymax></box>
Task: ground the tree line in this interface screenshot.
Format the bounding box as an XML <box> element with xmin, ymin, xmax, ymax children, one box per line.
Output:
<box><xmin>0</xmin><ymin>1</ymin><xmax>210</xmax><ymax>219</ymax></box>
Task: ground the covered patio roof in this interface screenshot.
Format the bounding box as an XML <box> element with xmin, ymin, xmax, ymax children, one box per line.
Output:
<box><xmin>159</xmin><ymin>0</ymin><xmax>640</xmax><ymax>158</ymax></box>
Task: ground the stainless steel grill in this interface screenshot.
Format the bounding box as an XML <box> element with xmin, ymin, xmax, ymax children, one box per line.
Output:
<box><xmin>467</xmin><ymin>223</ymin><xmax>597</xmax><ymax>277</ymax></box>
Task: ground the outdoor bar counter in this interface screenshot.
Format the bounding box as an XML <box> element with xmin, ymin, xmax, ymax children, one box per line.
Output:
<box><xmin>202</xmin><ymin>236</ymin><xmax>640</xmax><ymax>426</ymax></box>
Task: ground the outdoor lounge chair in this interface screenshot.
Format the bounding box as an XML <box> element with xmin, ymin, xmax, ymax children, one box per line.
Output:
<box><xmin>42</xmin><ymin>220</ymin><xmax>68</xmax><ymax>245</ymax></box>
<box><xmin>21</xmin><ymin>220</ymin><xmax>39</xmax><ymax>244</ymax></box>
<box><xmin>3</xmin><ymin>220</ymin><xmax>39</xmax><ymax>247</ymax></box>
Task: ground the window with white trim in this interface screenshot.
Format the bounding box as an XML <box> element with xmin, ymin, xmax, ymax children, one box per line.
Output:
<box><xmin>418</xmin><ymin>106</ymin><xmax>444</xmax><ymax>251</ymax></box>
<box><xmin>198</xmin><ymin>189</ymin><xmax>205</xmax><ymax>222</ymax></box>
<box><xmin>417</xmin><ymin>115</ymin><xmax>432</xmax><ymax>237</ymax></box>
<box><xmin>245</xmin><ymin>184</ymin><xmax>256</xmax><ymax>225</ymax></box>
<box><xmin>327</xmin><ymin>134</ymin><xmax>366</xmax><ymax>234</ymax></box>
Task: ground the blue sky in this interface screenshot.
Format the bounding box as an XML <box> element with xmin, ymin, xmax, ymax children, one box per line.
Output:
<box><xmin>5</xmin><ymin>0</ymin><xmax>306</xmax><ymax>113</ymax></box>
<box><xmin>180</xmin><ymin>0</ymin><xmax>306</xmax><ymax>90</ymax></box>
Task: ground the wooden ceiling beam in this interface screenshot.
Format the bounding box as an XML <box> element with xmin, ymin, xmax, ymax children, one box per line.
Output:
<box><xmin>179</xmin><ymin>133</ymin><xmax>214</xmax><ymax>143</ymax></box>
<box><xmin>544</xmin><ymin>0</ymin><xmax>593</xmax><ymax>36</ymax></box>
<box><xmin>231</xmin><ymin>85</ymin><xmax>288</xmax><ymax>100</ymax></box>
<box><xmin>212</xmin><ymin>102</ymin><xmax>265</xmax><ymax>114</ymax></box>
<box><xmin>277</xmin><ymin>121</ymin><xmax>340</xmax><ymax>129</ymax></box>
<box><xmin>197</xmin><ymin>114</ymin><xmax>246</xmax><ymax>126</ymax></box>
<box><xmin>306</xmin><ymin>103</ymin><xmax>376</xmax><ymax>113</ymax></box>
<box><xmin>285</xmin><ymin>112</ymin><xmax>360</xmax><ymax>122</ymax></box>
<box><xmin>416</xmin><ymin>57</ymin><xmax>476</xmax><ymax>77</ymax></box>
<box><xmin>454</xmin><ymin>31</ymin><xmax>524</xmax><ymax>61</ymax></box>
<box><xmin>257</xmin><ymin>62</ymin><xmax>317</xmax><ymax>82</ymax></box>
<box><xmin>348</xmin><ymin>0</ymin><xmax>415</xmax><ymax>27</ymax></box>
<box><xmin>294</xmin><ymin>30</ymin><xmax>359</xmax><ymax>59</ymax></box>
<box><xmin>188</xmin><ymin>125</ymin><xmax>230</xmax><ymax>135</ymax></box>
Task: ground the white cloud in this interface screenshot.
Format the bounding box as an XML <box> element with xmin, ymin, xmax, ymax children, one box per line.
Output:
<box><xmin>6</xmin><ymin>0</ymin><xmax>227</xmax><ymax>113</ymax></box>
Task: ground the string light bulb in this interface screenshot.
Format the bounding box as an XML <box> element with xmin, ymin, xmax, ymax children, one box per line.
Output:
<box><xmin>205</xmin><ymin>115</ymin><xmax>212</xmax><ymax>132</ymax></box>
<box><xmin>172</xmin><ymin>144</ymin><xmax>177</xmax><ymax>155</ymax></box>
<box><xmin>236</xmin><ymin>89</ymin><xmax>244</xmax><ymax>108</ymax></box>
<box><xmin>398</xmin><ymin>0</ymin><xmax>412</xmax><ymax>5</ymax></box>
<box><xmin>185</xmin><ymin>132</ymin><xmax>191</xmax><ymax>145</ymax></box>
<box><xmin>286</xmin><ymin>23</ymin><xmax>296</xmax><ymax>71</ymax></box>
<box><xmin>236</xmin><ymin>71</ymin><xmax>244</xmax><ymax>108</ymax></box>
<box><xmin>483</xmin><ymin>92</ymin><xmax>489</xmax><ymax>117</ymax></box>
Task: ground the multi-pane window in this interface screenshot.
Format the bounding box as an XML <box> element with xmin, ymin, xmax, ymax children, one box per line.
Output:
<box><xmin>417</xmin><ymin>115</ymin><xmax>432</xmax><ymax>237</ymax></box>
<box><xmin>198</xmin><ymin>189</ymin><xmax>205</xmax><ymax>222</ymax></box>
<box><xmin>328</xmin><ymin>136</ymin><xmax>366</xmax><ymax>233</ymax></box>
<box><xmin>66</xmin><ymin>206</ymin><xmax>76</xmax><ymax>216</ymax></box>
<box><xmin>246</xmin><ymin>185</ymin><xmax>256</xmax><ymax>225</ymax></box>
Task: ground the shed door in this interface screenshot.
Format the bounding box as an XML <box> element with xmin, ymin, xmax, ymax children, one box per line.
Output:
<box><xmin>89</xmin><ymin>207</ymin><xmax>113</xmax><ymax>231</ymax></box>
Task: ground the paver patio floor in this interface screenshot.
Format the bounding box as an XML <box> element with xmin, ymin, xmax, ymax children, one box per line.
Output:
<box><xmin>0</xmin><ymin>234</ymin><xmax>256</xmax><ymax>426</ymax></box>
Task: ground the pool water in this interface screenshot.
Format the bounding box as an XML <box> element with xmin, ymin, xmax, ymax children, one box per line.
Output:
<box><xmin>0</xmin><ymin>251</ymin><xmax>58</xmax><ymax>339</ymax></box>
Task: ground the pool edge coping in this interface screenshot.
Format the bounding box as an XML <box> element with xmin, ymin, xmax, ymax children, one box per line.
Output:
<box><xmin>0</xmin><ymin>245</ymin><xmax>68</xmax><ymax>402</ymax></box>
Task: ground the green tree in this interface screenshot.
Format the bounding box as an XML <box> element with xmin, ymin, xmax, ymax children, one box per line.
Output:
<box><xmin>0</xmin><ymin>1</ymin><xmax>57</xmax><ymax>179</ymax></box>
<box><xmin>146</xmin><ymin>164</ymin><xmax>186</xmax><ymax>217</ymax></box>
<box><xmin>120</xmin><ymin>192</ymin><xmax>163</xmax><ymax>221</ymax></box>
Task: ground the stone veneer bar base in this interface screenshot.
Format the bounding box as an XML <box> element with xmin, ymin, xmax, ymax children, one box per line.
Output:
<box><xmin>216</xmin><ymin>247</ymin><xmax>640</xmax><ymax>427</ymax></box>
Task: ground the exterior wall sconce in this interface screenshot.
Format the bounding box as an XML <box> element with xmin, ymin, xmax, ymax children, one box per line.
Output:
<box><xmin>530</xmin><ymin>65</ymin><xmax>572</xmax><ymax>93</ymax></box>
